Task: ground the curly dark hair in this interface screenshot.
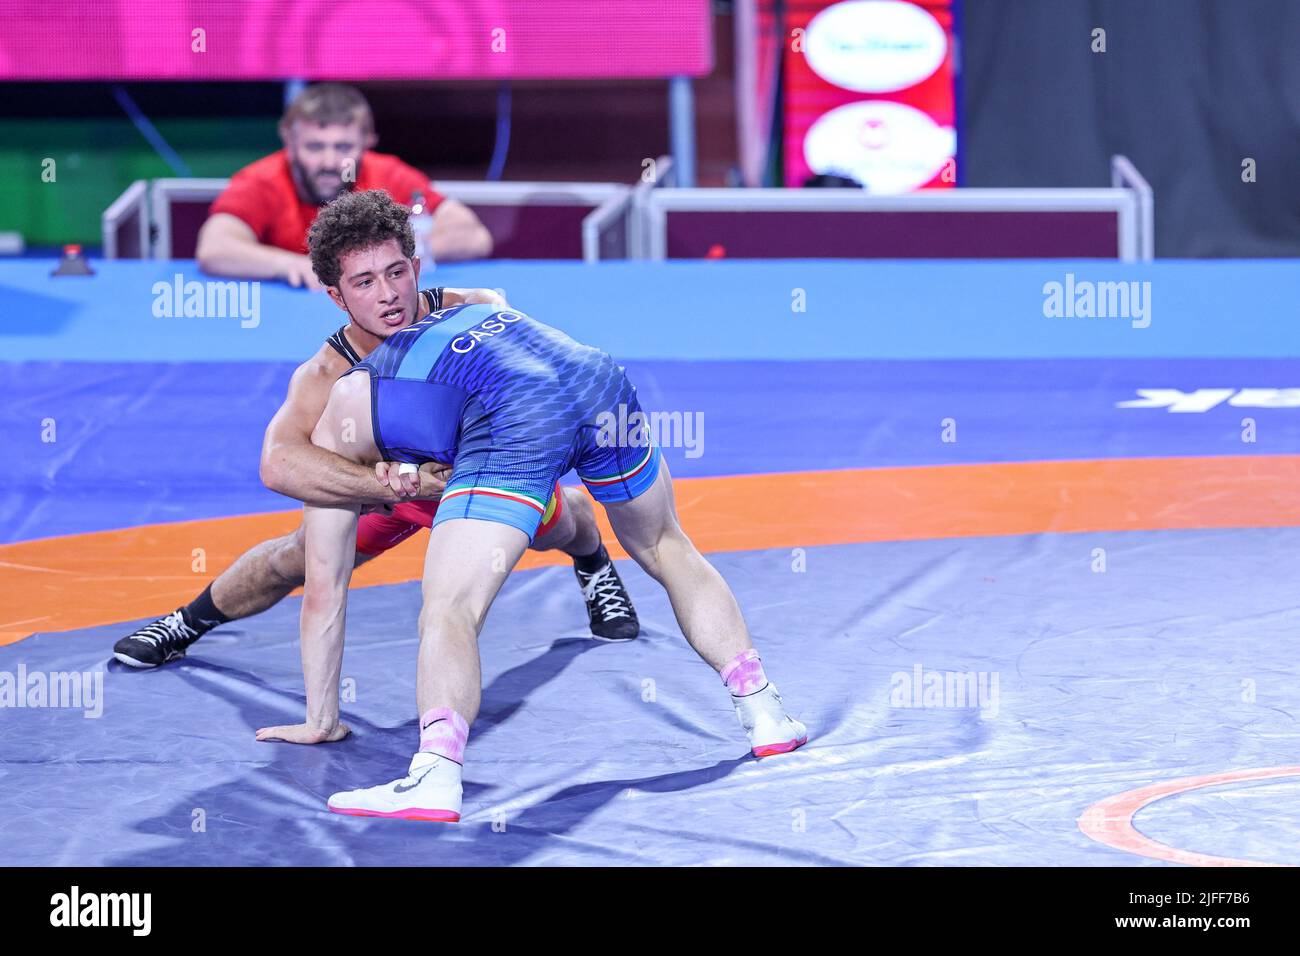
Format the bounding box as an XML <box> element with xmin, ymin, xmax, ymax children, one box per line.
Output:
<box><xmin>307</xmin><ymin>189</ymin><xmax>415</xmax><ymax>287</ymax></box>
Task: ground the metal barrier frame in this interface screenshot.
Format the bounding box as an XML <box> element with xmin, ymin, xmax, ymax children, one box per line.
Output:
<box><xmin>581</xmin><ymin>158</ymin><xmax>680</xmax><ymax>262</ymax></box>
<box><xmin>581</xmin><ymin>186</ymin><xmax>635</xmax><ymax>263</ymax></box>
<box><xmin>1111</xmin><ymin>154</ymin><xmax>1155</xmax><ymax>261</ymax></box>
<box><xmin>631</xmin><ymin>155</ymin><xmax>676</xmax><ymax>260</ymax></box>
<box><xmin>146</xmin><ymin>178</ymin><xmax>629</xmax><ymax>259</ymax></box>
<box><xmin>426</xmin><ymin>181</ymin><xmax>631</xmax><ymax>263</ymax></box>
<box><xmin>646</xmin><ymin>188</ymin><xmax>1141</xmax><ymax>262</ymax></box>
<box><xmin>643</xmin><ymin>156</ymin><xmax>1154</xmax><ymax>262</ymax></box>
<box><xmin>150</xmin><ymin>178</ymin><xmax>229</xmax><ymax>259</ymax></box>
<box><xmin>101</xmin><ymin>180</ymin><xmax>150</xmax><ymax>259</ymax></box>
<box><xmin>115</xmin><ymin>164</ymin><xmax>1153</xmax><ymax>263</ymax></box>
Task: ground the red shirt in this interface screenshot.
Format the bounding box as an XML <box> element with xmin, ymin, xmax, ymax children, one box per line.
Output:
<box><xmin>208</xmin><ymin>150</ymin><xmax>445</xmax><ymax>254</ymax></box>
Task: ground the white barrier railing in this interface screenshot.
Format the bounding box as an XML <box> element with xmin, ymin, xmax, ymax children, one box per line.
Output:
<box><xmin>101</xmin><ymin>180</ymin><xmax>150</xmax><ymax>260</ymax></box>
<box><xmin>101</xmin><ymin>156</ymin><xmax>1156</xmax><ymax>262</ymax></box>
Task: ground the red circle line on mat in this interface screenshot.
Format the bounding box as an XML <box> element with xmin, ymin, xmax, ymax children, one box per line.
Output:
<box><xmin>1077</xmin><ymin>766</ymin><xmax>1300</xmax><ymax>866</ymax></box>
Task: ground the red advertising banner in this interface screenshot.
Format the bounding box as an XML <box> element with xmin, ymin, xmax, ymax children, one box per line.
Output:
<box><xmin>783</xmin><ymin>0</ymin><xmax>956</xmax><ymax>191</ymax></box>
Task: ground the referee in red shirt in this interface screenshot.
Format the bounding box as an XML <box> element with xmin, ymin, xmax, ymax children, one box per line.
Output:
<box><xmin>197</xmin><ymin>84</ymin><xmax>493</xmax><ymax>289</ymax></box>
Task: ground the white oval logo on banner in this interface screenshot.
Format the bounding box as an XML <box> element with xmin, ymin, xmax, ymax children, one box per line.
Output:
<box><xmin>804</xmin><ymin>0</ymin><xmax>947</xmax><ymax>93</ymax></box>
<box><xmin>803</xmin><ymin>100</ymin><xmax>955</xmax><ymax>194</ymax></box>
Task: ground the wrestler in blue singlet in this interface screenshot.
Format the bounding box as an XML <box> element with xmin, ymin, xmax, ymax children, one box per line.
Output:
<box><xmin>349</xmin><ymin>303</ymin><xmax>661</xmax><ymax>540</ymax></box>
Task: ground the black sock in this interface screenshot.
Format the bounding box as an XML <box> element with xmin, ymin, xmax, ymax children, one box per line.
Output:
<box><xmin>181</xmin><ymin>584</ymin><xmax>231</xmax><ymax>634</ymax></box>
<box><xmin>572</xmin><ymin>543</ymin><xmax>609</xmax><ymax>575</ymax></box>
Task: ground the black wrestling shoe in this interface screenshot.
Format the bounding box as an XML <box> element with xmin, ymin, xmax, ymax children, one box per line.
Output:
<box><xmin>574</xmin><ymin>557</ymin><xmax>640</xmax><ymax>642</ymax></box>
<box><xmin>113</xmin><ymin>609</ymin><xmax>200</xmax><ymax>668</ymax></box>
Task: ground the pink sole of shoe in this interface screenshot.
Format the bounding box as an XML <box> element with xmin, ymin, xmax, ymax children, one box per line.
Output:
<box><xmin>328</xmin><ymin>806</ymin><xmax>460</xmax><ymax>823</ymax></box>
<box><xmin>752</xmin><ymin>736</ymin><xmax>808</xmax><ymax>758</ymax></box>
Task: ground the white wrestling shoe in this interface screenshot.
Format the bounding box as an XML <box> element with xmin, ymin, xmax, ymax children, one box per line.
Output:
<box><xmin>733</xmin><ymin>683</ymin><xmax>808</xmax><ymax>758</ymax></box>
<box><xmin>327</xmin><ymin>751</ymin><xmax>463</xmax><ymax>822</ymax></box>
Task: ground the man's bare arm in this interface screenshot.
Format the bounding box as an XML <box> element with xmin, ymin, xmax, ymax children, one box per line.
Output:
<box><xmin>255</xmin><ymin>502</ymin><xmax>356</xmax><ymax>743</ymax></box>
<box><xmin>196</xmin><ymin>212</ymin><xmax>322</xmax><ymax>290</ymax></box>
<box><xmin>260</xmin><ymin>362</ymin><xmax>446</xmax><ymax>506</ymax></box>
<box><xmin>298</xmin><ymin>502</ymin><xmax>355</xmax><ymax>731</ymax></box>
<box><xmin>427</xmin><ymin>199</ymin><xmax>493</xmax><ymax>261</ymax></box>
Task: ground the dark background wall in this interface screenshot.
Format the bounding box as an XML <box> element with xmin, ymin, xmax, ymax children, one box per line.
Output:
<box><xmin>962</xmin><ymin>0</ymin><xmax>1300</xmax><ymax>257</ymax></box>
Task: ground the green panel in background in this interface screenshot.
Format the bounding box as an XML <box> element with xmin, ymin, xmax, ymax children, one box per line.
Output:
<box><xmin>0</xmin><ymin>118</ymin><xmax>277</xmax><ymax>248</ymax></box>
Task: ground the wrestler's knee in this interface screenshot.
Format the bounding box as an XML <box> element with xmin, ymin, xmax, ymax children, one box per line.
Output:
<box><xmin>266</xmin><ymin>526</ymin><xmax>308</xmax><ymax>588</ymax></box>
<box><xmin>619</xmin><ymin>517</ymin><xmax>693</xmax><ymax>583</ymax></box>
<box><xmin>418</xmin><ymin>593</ymin><xmax>481</xmax><ymax>641</ymax></box>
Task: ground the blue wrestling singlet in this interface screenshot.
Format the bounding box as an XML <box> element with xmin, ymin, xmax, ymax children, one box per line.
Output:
<box><xmin>349</xmin><ymin>303</ymin><xmax>661</xmax><ymax>539</ymax></box>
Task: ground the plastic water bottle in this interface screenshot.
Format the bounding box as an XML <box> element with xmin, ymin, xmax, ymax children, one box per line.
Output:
<box><xmin>410</xmin><ymin>191</ymin><xmax>435</xmax><ymax>270</ymax></box>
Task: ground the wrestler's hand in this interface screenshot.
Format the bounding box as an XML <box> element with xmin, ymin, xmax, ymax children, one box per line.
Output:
<box><xmin>415</xmin><ymin>462</ymin><xmax>450</xmax><ymax>501</ymax></box>
<box><xmin>374</xmin><ymin>461</ymin><xmax>450</xmax><ymax>499</ymax></box>
<box><xmin>374</xmin><ymin>460</ymin><xmax>419</xmax><ymax>498</ymax></box>
<box><xmin>281</xmin><ymin>254</ymin><xmax>323</xmax><ymax>292</ymax></box>
<box><xmin>255</xmin><ymin>722</ymin><xmax>351</xmax><ymax>744</ymax></box>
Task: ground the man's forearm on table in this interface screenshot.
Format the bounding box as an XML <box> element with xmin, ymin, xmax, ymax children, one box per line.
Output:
<box><xmin>199</xmin><ymin>236</ymin><xmax>295</xmax><ymax>281</ymax></box>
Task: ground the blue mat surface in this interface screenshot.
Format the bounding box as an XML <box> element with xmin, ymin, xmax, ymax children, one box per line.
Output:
<box><xmin>5</xmin><ymin>357</ymin><xmax>1300</xmax><ymax>542</ymax></box>
<box><xmin>4</xmin><ymin>259</ymin><xmax>1299</xmax><ymax>867</ymax></box>
<box><xmin>3</xmin><ymin>529</ymin><xmax>1297</xmax><ymax>866</ymax></box>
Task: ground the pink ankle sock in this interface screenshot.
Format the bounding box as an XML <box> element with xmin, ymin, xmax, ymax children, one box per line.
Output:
<box><xmin>419</xmin><ymin>707</ymin><xmax>468</xmax><ymax>764</ymax></box>
<box><xmin>721</xmin><ymin>649</ymin><xmax>769</xmax><ymax>697</ymax></box>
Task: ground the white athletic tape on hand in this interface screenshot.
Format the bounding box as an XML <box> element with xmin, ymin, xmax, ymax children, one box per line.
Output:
<box><xmin>398</xmin><ymin>463</ymin><xmax>419</xmax><ymax>477</ymax></box>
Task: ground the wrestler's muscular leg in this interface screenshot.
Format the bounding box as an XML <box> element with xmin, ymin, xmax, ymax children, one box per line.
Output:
<box><xmin>532</xmin><ymin>486</ymin><xmax>600</xmax><ymax>557</ymax></box>
<box><xmin>416</xmin><ymin>519</ymin><xmax>530</xmax><ymax>723</ymax></box>
<box><xmin>207</xmin><ymin>527</ymin><xmax>379</xmax><ymax>621</ymax></box>
<box><xmin>602</xmin><ymin>461</ymin><xmax>806</xmax><ymax>756</ymax></box>
<box><xmin>215</xmin><ymin>482</ymin><xmax>591</xmax><ymax>620</ymax></box>
<box><xmin>322</xmin><ymin>515</ymin><xmax>528</xmax><ymax>821</ymax></box>
<box><xmin>601</xmin><ymin>460</ymin><xmax>750</xmax><ymax>670</ymax></box>
<box><xmin>173</xmin><ymin>480</ymin><xmax>590</xmax><ymax>637</ymax></box>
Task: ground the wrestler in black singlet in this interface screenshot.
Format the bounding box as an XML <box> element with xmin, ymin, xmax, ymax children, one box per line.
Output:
<box><xmin>324</xmin><ymin>287</ymin><xmax>444</xmax><ymax>366</ymax></box>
